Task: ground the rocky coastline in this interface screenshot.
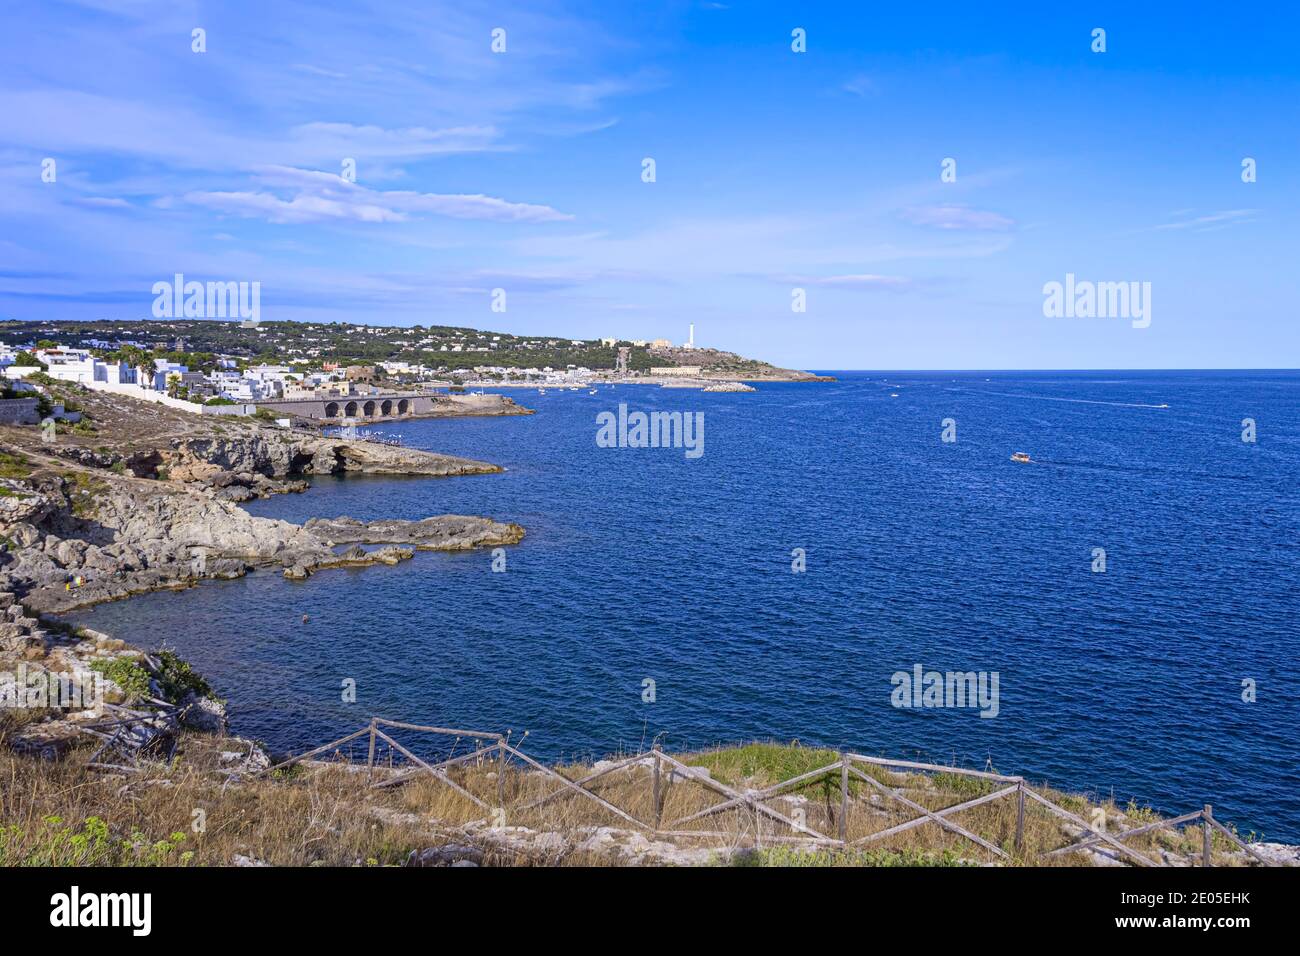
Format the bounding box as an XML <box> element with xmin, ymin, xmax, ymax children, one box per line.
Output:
<box><xmin>0</xmin><ymin>403</ymin><xmax>524</xmax><ymax>755</ymax></box>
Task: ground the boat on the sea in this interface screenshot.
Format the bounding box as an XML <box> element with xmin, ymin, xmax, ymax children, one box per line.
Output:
<box><xmin>890</xmin><ymin>393</ymin><xmax>899</xmax><ymax>398</ymax></box>
<box><xmin>1010</xmin><ymin>452</ymin><xmax>1032</xmax><ymax>463</ymax></box>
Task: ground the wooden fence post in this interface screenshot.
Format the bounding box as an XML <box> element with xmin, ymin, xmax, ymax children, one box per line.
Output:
<box><xmin>1203</xmin><ymin>805</ymin><xmax>1213</xmax><ymax>867</ymax></box>
<box><xmin>497</xmin><ymin>734</ymin><xmax>508</xmax><ymax>808</ymax></box>
<box><xmin>652</xmin><ymin>744</ymin><xmax>662</xmax><ymax>832</ymax></box>
<box><xmin>1014</xmin><ymin>781</ymin><xmax>1026</xmax><ymax>856</ymax></box>
<box><xmin>366</xmin><ymin>718</ymin><xmax>377</xmax><ymax>780</ymax></box>
<box><xmin>839</xmin><ymin>752</ymin><xmax>849</xmax><ymax>844</ymax></box>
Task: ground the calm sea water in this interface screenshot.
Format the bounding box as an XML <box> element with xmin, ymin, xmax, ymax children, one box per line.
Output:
<box><xmin>67</xmin><ymin>372</ymin><xmax>1300</xmax><ymax>839</ymax></box>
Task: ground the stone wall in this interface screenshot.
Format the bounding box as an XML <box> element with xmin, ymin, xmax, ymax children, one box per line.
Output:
<box><xmin>0</xmin><ymin>398</ymin><xmax>40</xmax><ymax>425</ymax></box>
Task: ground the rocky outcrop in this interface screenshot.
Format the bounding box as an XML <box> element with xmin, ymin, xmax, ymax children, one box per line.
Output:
<box><xmin>0</xmin><ymin>479</ymin><xmax>59</xmax><ymax>526</ymax></box>
<box><xmin>0</xmin><ymin>428</ymin><xmax>523</xmax><ymax>616</ymax></box>
<box><xmin>405</xmin><ymin>844</ymin><xmax>484</xmax><ymax>867</ymax></box>
<box><xmin>422</xmin><ymin>393</ymin><xmax>534</xmax><ymax>418</ymax></box>
<box><xmin>0</xmin><ymin>421</ymin><xmax>524</xmax><ymax>766</ymax></box>
<box><xmin>167</xmin><ymin>433</ymin><xmax>502</xmax><ymax>487</ymax></box>
<box><xmin>304</xmin><ymin>515</ymin><xmax>526</xmax><ymax>550</ymax></box>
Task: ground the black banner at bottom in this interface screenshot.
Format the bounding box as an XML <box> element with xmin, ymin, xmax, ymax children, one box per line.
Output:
<box><xmin>0</xmin><ymin>863</ymin><xmax>1285</xmax><ymax>942</ymax></box>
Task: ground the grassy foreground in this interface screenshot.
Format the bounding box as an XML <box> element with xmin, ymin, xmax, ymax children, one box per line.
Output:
<box><xmin>0</xmin><ymin>731</ymin><xmax>1262</xmax><ymax>867</ymax></box>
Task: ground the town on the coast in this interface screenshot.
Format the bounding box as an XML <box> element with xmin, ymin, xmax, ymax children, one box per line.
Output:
<box><xmin>0</xmin><ymin>319</ymin><xmax>819</xmax><ymax>427</ymax></box>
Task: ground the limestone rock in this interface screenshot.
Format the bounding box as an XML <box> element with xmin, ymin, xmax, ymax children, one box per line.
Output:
<box><xmin>304</xmin><ymin>515</ymin><xmax>525</xmax><ymax>550</ymax></box>
<box><xmin>180</xmin><ymin>692</ymin><xmax>228</xmax><ymax>734</ymax></box>
<box><xmin>406</xmin><ymin>844</ymin><xmax>484</xmax><ymax>867</ymax></box>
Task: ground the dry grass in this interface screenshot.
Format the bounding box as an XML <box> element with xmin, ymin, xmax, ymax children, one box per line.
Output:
<box><xmin>0</xmin><ymin>729</ymin><xmax>1262</xmax><ymax>868</ymax></box>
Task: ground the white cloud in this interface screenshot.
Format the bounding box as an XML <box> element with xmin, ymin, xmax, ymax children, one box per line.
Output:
<box><xmin>0</xmin><ymin>91</ymin><xmax>504</xmax><ymax>169</ymax></box>
<box><xmin>182</xmin><ymin>165</ymin><xmax>573</xmax><ymax>225</ymax></box>
<box><xmin>1152</xmin><ymin>209</ymin><xmax>1257</xmax><ymax>231</ymax></box>
<box><xmin>900</xmin><ymin>204</ymin><xmax>1015</xmax><ymax>231</ymax></box>
<box><xmin>786</xmin><ymin>273</ymin><xmax>912</xmax><ymax>289</ymax></box>
<box><xmin>72</xmin><ymin>196</ymin><xmax>131</xmax><ymax>209</ymax></box>
<box><xmin>842</xmin><ymin>74</ymin><xmax>880</xmax><ymax>97</ymax></box>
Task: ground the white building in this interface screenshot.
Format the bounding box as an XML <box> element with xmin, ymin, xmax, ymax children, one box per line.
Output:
<box><xmin>147</xmin><ymin>359</ymin><xmax>188</xmax><ymax>391</ymax></box>
<box><xmin>35</xmin><ymin>349</ymin><xmax>136</xmax><ymax>386</ymax></box>
<box><xmin>243</xmin><ymin>364</ymin><xmax>293</xmax><ymax>398</ymax></box>
<box><xmin>206</xmin><ymin>370</ymin><xmax>257</xmax><ymax>401</ymax></box>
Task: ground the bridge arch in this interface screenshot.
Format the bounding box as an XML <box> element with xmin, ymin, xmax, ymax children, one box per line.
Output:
<box><xmin>381</xmin><ymin>399</ymin><xmax>393</xmax><ymax>416</ymax></box>
<box><xmin>344</xmin><ymin>401</ymin><xmax>358</xmax><ymax>417</ymax></box>
<box><xmin>363</xmin><ymin>400</ymin><xmax>376</xmax><ymax>418</ymax></box>
<box><xmin>324</xmin><ymin>402</ymin><xmax>340</xmax><ymax>418</ymax></box>
<box><xmin>397</xmin><ymin>399</ymin><xmax>410</xmax><ymax>415</ymax></box>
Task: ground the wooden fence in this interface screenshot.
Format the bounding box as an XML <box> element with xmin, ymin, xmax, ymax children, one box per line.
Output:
<box><xmin>255</xmin><ymin>717</ymin><xmax>1281</xmax><ymax>867</ymax></box>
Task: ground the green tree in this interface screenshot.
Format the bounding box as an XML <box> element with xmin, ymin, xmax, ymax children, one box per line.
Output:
<box><xmin>14</xmin><ymin>351</ymin><xmax>46</xmax><ymax>369</ymax></box>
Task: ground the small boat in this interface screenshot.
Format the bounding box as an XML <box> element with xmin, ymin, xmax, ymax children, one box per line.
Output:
<box><xmin>890</xmin><ymin>393</ymin><xmax>899</xmax><ymax>398</ymax></box>
<box><xmin>1010</xmin><ymin>452</ymin><xmax>1032</xmax><ymax>463</ymax></box>
<box><xmin>588</xmin><ymin>389</ymin><xmax>597</xmax><ymax>395</ymax></box>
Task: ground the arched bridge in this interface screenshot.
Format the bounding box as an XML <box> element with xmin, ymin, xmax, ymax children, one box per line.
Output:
<box><xmin>254</xmin><ymin>393</ymin><xmax>436</xmax><ymax>423</ymax></box>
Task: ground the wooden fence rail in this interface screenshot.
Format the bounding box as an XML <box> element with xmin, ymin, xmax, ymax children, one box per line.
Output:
<box><xmin>253</xmin><ymin>718</ymin><xmax>1284</xmax><ymax>867</ymax></box>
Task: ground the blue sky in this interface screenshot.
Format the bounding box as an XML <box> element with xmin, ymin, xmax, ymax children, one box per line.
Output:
<box><xmin>2</xmin><ymin>1</ymin><xmax>1297</xmax><ymax>369</ymax></box>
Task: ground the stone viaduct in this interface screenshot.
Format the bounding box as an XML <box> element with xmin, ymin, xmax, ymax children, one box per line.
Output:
<box><xmin>254</xmin><ymin>393</ymin><xmax>437</xmax><ymax>423</ymax></box>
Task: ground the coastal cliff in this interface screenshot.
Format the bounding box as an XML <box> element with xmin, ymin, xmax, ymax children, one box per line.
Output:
<box><xmin>0</xmin><ymin>464</ymin><xmax>524</xmax><ymax>616</ymax></box>
<box><xmin>0</xmin><ymin>395</ymin><xmax>525</xmax><ymax>765</ymax></box>
<box><xmin>163</xmin><ymin>431</ymin><xmax>506</xmax><ymax>501</ymax></box>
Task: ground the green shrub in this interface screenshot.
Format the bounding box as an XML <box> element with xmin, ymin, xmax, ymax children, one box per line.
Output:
<box><xmin>0</xmin><ymin>816</ymin><xmax>191</xmax><ymax>867</ymax></box>
<box><xmin>155</xmin><ymin>650</ymin><xmax>215</xmax><ymax>702</ymax></box>
<box><xmin>0</xmin><ymin>451</ymin><xmax>32</xmax><ymax>479</ymax></box>
<box><xmin>88</xmin><ymin>657</ymin><xmax>151</xmax><ymax>702</ymax></box>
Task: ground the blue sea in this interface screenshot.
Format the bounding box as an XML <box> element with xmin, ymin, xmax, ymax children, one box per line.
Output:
<box><xmin>66</xmin><ymin>372</ymin><xmax>1300</xmax><ymax>839</ymax></box>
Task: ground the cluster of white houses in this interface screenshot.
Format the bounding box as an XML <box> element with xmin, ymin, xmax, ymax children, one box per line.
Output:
<box><xmin>0</xmin><ymin>320</ymin><xmax>705</xmax><ymax>424</ymax></box>
<box><xmin>0</xmin><ymin>345</ymin><xmax>463</xmax><ymax>422</ymax></box>
<box><xmin>0</xmin><ymin>345</ymin><xmax>402</xmax><ymax>404</ymax></box>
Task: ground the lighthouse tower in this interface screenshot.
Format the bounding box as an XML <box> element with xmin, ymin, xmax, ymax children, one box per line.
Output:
<box><xmin>686</xmin><ymin>323</ymin><xmax>695</xmax><ymax>349</ymax></box>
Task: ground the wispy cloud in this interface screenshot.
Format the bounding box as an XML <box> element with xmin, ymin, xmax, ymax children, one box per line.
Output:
<box><xmin>842</xmin><ymin>74</ymin><xmax>880</xmax><ymax>97</ymax></box>
<box><xmin>0</xmin><ymin>91</ymin><xmax>505</xmax><ymax>169</ymax></box>
<box><xmin>1151</xmin><ymin>209</ymin><xmax>1257</xmax><ymax>231</ymax></box>
<box><xmin>182</xmin><ymin>166</ymin><xmax>573</xmax><ymax>225</ymax></box>
<box><xmin>900</xmin><ymin>204</ymin><xmax>1015</xmax><ymax>231</ymax></box>
<box><xmin>778</xmin><ymin>273</ymin><xmax>912</xmax><ymax>289</ymax></box>
<box><xmin>71</xmin><ymin>196</ymin><xmax>131</xmax><ymax>209</ymax></box>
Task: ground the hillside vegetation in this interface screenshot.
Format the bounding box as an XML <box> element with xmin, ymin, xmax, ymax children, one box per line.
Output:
<box><xmin>0</xmin><ymin>731</ymin><xmax>1273</xmax><ymax>868</ymax></box>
